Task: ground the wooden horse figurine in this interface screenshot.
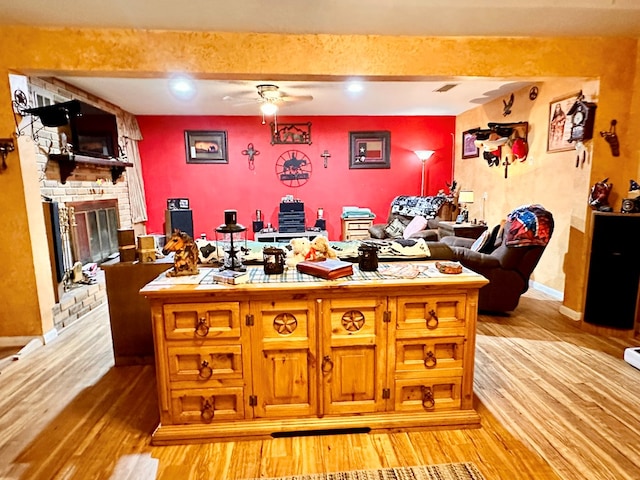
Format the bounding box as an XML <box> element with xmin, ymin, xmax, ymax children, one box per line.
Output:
<box><xmin>162</xmin><ymin>229</ymin><xmax>200</xmax><ymax>276</ymax></box>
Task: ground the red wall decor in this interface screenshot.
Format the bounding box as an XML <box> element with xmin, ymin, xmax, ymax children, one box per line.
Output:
<box><xmin>137</xmin><ymin>115</ymin><xmax>455</xmax><ymax>240</ymax></box>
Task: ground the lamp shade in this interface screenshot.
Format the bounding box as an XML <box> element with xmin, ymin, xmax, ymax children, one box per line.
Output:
<box><xmin>414</xmin><ymin>150</ymin><xmax>435</xmax><ymax>161</ymax></box>
<box><xmin>458</xmin><ymin>190</ymin><xmax>475</xmax><ymax>204</ymax></box>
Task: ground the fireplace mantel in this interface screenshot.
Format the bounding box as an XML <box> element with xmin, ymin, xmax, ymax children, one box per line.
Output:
<box><xmin>49</xmin><ymin>153</ymin><xmax>133</xmax><ymax>184</ymax></box>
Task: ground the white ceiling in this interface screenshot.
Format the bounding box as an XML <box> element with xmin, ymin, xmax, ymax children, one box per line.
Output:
<box><xmin>3</xmin><ymin>0</ymin><xmax>638</xmax><ymax>116</ymax></box>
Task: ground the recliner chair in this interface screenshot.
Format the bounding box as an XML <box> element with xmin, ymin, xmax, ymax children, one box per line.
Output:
<box><xmin>441</xmin><ymin>206</ymin><xmax>554</xmax><ymax>312</ymax></box>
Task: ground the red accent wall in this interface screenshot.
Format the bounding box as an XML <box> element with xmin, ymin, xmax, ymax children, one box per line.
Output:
<box><xmin>137</xmin><ymin>115</ymin><xmax>455</xmax><ymax>240</ymax></box>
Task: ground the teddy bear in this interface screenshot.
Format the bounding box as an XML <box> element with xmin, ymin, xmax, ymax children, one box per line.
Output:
<box><xmin>305</xmin><ymin>235</ymin><xmax>337</xmax><ymax>261</ymax></box>
<box><xmin>285</xmin><ymin>237</ymin><xmax>311</xmax><ymax>268</ymax></box>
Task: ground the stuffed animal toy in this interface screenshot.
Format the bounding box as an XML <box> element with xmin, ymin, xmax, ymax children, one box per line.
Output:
<box><xmin>286</xmin><ymin>237</ymin><xmax>311</xmax><ymax>267</ymax></box>
<box><xmin>305</xmin><ymin>235</ymin><xmax>337</xmax><ymax>261</ymax></box>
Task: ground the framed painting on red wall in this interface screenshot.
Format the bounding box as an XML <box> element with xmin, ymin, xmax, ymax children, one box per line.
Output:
<box><xmin>349</xmin><ymin>131</ymin><xmax>391</xmax><ymax>169</ymax></box>
<box><xmin>185</xmin><ymin>130</ymin><xmax>228</xmax><ymax>164</ymax></box>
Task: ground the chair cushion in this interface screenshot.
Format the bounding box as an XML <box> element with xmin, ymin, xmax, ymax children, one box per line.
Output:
<box><xmin>403</xmin><ymin>215</ymin><xmax>428</xmax><ymax>239</ymax></box>
<box><xmin>470</xmin><ymin>230</ymin><xmax>491</xmax><ymax>252</ymax></box>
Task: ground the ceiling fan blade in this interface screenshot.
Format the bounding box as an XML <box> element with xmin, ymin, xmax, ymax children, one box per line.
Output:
<box><xmin>280</xmin><ymin>94</ymin><xmax>314</xmax><ymax>103</ymax></box>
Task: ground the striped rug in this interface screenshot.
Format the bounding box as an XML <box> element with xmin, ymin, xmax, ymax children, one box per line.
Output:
<box><xmin>246</xmin><ymin>463</ymin><xmax>486</xmax><ymax>480</ymax></box>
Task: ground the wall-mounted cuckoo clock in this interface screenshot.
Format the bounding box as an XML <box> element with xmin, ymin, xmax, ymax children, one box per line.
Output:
<box><xmin>567</xmin><ymin>97</ymin><xmax>597</xmax><ymax>143</ymax></box>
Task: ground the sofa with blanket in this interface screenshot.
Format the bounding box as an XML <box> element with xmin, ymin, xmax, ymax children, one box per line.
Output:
<box><xmin>368</xmin><ymin>194</ymin><xmax>456</xmax><ymax>241</ymax></box>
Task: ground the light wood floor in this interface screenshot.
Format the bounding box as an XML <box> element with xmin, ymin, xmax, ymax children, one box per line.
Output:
<box><xmin>1</xmin><ymin>291</ymin><xmax>639</xmax><ymax>479</ymax></box>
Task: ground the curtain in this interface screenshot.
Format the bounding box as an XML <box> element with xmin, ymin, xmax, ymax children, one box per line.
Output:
<box><xmin>119</xmin><ymin>112</ymin><xmax>148</xmax><ymax>224</ymax></box>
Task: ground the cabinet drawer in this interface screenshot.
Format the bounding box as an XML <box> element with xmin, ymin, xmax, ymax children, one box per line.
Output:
<box><xmin>163</xmin><ymin>302</ymin><xmax>243</xmax><ymax>340</ymax></box>
<box><xmin>396</xmin><ymin>295</ymin><xmax>467</xmax><ymax>337</ymax></box>
<box><xmin>167</xmin><ymin>345</ymin><xmax>244</xmax><ymax>385</ymax></box>
<box><xmin>347</xmin><ymin>221</ymin><xmax>373</xmax><ymax>231</ymax></box>
<box><xmin>393</xmin><ymin>377</ymin><xmax>462</xmax><ymax>413</ymax></box>
<box><xmin>170</xmin><ymin>387</ymin><xmax>246</xmax><ymax>423</ymax></box>
<box><xmin>394</xmin><ymin>336</ymin><xmax>464</xmax><ymax>378</ymax></box>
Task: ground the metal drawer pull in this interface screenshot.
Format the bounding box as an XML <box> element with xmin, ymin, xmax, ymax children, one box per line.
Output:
<box><xmin>426</xmin><ymin>309</ymin><xmax>439</xmax><ymax>330</ymax></box>
<box><xmin>421</xmin><ymin>386</ymin><xmax>435</xmax><ymax>410</ymax></box>
<box><xmin>424</xmin><ymin>351</ymin><xmax>437</xmax><ymax>369</ymax></box>
<box><xmin>201</xmin><ymin>397</ymin><xmax>215</xmax><ymax>422</ymax></box>
<box><xmin>195</xmin><ymin>317</ymin><xmax>209</xmax><ymax>337</ymax></box>
<box><xmin>199</xmin><ymin>360</ymin><xmax>213</xmax><ymax>379</ymax></box>
<box><xmin>321</xmin><ymin>355</ymin><xmax>334</xmax><ymax>373</ymax></box>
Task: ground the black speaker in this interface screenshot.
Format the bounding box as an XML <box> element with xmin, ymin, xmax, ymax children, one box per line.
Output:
<box><xmin>621</xmin><ymin>198</ymin><xmax>640</xmax><ymax>213</ymax></box>
<box><xmin>584</xmin><ymin>213</ymin><xmax>640</xmax><ymax>329</ymax></box>
<box><xmin>252</xmin><ymin>220</ymin><xmax>264</xmax><ymax>233</ymax></box>
<box><xmin>165</xmin><ymin>209</ymin><xmax>194</xmax><ymax>239</ymax></box>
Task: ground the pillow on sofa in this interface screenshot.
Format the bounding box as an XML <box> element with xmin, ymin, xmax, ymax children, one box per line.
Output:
<box><xmin>403</xmin><ymin>215</ymin><xmax>428</xmax><ymax>239</ymax></box>
<box><xmin>470</xmin><ymin>230</ymin><xmax>491</xmax><ymax>252</ymax></box>
<box><xmin>384</xmin><ymin>217</ymin><xmax>406</xmax><ymax>237</ymax></box>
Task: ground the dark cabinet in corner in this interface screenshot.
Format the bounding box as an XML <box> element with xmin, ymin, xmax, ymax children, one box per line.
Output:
<box><xmin>583</xmin><ymin>212</ymin><xmax>640</xmax><ymax>331</ymax></box>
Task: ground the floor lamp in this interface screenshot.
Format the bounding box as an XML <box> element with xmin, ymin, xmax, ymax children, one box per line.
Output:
<box><xmin>414</xmin><ymin>150</ymin><xmax>434</xmax><ymax>196</ymax></box>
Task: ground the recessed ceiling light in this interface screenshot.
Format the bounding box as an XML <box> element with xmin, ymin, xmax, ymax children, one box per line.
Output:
<box><xmin>346</xmin><ymin>81</ymin><xmax>364</xmax><ymax>93</ymax></box>
<box><xmin>168</xmin><ymin>75</ymin><xmax>196</xmax><ymax>99</ymax></box>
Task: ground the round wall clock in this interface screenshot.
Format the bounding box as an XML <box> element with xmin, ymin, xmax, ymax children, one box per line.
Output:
<box><xmin>275</xmin><ymin>149</ymin><xmax>312</xmax><ymax>187</ymax></box>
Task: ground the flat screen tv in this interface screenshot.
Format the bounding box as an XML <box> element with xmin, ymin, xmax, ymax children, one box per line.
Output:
<box><xmin>26</xmin><ymin>100</ymin><xmax>120</xmax><ymax>159</ymax></box>
<box><xmin>68</xmin><ymin>101</ymin><xmax>120</xmax><ymax>159</ymax></box>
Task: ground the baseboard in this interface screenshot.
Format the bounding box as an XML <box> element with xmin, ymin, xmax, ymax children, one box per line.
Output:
<box><xmin>559</xmin><ymin>305</ymin><xmax>582</xmax><ymax>321</ymax></box>
<box><xmin>530</xmin><ymin>281</ymin><xmax>563</xmax><ymax>301</ymax></box>
<box><xmin>529</xmin><ymin>281</ymin><xmax>581</xmax><ymax>321</ymax></box>
<box><xmin>0</xmin><ymin>335</ymin><xmax>40</xmax><ymax>347</ymax></box>
<box><xmin>43</xmin><ymin>327</ymin><xmax>58</xmax><ymax>344</ymax></box>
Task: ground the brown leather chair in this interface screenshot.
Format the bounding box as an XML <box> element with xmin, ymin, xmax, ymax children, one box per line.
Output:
<box><xmin>441</xmin><ymin>213</ymin><xmax>553</xmax><ymax>312</ymax></box>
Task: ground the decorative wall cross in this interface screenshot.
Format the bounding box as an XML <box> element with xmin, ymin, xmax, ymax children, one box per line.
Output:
<box><xmin>320</xmin><ymin>149</ymin><xmax>331</xmax><ymax>168</ymax></box>
<box><xmin>242</xmin><ymin>143</ymin><xmax>260</xmax><ymax>170</ymax></box>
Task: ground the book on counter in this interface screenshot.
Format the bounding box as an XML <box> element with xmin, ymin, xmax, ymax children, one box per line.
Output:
<box><xmin>296</xmin><ymin>259</ymin><xmax>354</xmax><ymax>280</ymax></box>
<box><xmin>210</xmin><ymin>268</ymin><xmax>250</xmax><ymax>285</ymax></box>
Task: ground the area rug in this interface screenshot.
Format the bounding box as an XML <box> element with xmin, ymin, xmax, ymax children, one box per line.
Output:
<box><xmin>247</xmin><ymin>462</ymin><xmax>486</xmax><ymax>480</ymax></box>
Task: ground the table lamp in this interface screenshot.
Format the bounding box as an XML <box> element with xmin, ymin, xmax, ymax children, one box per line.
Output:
<box><xmin>457</xmin><ymin>190</ymin><xmax>474</xmax><ymax>223</ymax></box>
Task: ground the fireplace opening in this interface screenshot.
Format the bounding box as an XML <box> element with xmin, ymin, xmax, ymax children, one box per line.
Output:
<box><xmin>68</xmin><ymin>199</ymin><xmax>119</xmax><ymax>264</ymax></box>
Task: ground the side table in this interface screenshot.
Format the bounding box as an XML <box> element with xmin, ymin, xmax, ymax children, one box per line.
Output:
<box><xmin>438</xmin><ymin>221</ymin><xmax>488</xmax><ymax>240</ymax></box>
<box><xmin>341</xmin><ymin>217</ymin><xmax>374</xmax><ymax>240</ymax></box>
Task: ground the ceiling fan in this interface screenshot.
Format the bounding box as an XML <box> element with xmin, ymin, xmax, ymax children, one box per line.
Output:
<box><xmin>224</xmin><ymin>83</ymin><xmax>314</xmax><ymax>128</ymax></box>
<box><xmin>224</xmin><ymin>83</ymin><xmax>313</xmax><ymax>114</ymax></box>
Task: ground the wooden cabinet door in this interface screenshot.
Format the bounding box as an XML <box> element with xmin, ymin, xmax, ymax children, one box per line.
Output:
<box><xmin>249</xmin><ymin>298</ymin><xmax>318</xmax><ymax>418</ymax></box>
<box><xmin>320</xmin><ymin>296</ymin><xmax>388</xmax><ymax>415</ymax></box>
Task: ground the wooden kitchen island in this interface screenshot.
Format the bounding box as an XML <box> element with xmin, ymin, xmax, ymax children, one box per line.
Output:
<box><xmin>140</xmin><ymin>263</ymin><xmax>488</xmax><ymax>444</ymax></box>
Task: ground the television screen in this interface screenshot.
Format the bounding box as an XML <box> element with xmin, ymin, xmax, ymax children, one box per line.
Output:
<box><xmin>68</xmin><ymin>101</ymin><xmax>119</xmax><ymax>159</ymax></box>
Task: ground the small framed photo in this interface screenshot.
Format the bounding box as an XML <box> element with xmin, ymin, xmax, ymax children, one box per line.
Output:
<box><xmin>462</xmin><ymin>129</ymin><xmax>479</xmax><ymax>159</ymax></box>
<box><xmin>349</xmin><ymin>131</ymin><xmax>391</xmax><ymax>169</ymax></box>
<box><xmin>185</xmin><ymin>130</ymin><xmax>228</xmax><ymax>164</ymax></box>
<box><xmin>547</xmin><ymin>93</ymin><xmax>579</xmax><ymax>153</ymax></box>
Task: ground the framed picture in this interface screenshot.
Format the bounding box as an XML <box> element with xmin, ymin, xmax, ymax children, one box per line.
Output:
<box><xmin>270</xmin><ymin>122</ymin><xmax>312</xmax><ymax>145</ymax></box>
<box><xmin>185</xmin><ymin>130</ymin><xmax>228</xmax><ymax>164</ymax></box>
<box><xmin>547</xmin><ymin>93</ymin><xmax>579</xmax><ymax>153</ymax></box>
<box><xmin>462</xmin><ymin>129</ymin><xmax>479</xmax><ymax>159</ymax></box>
<box><xmin>349</xmin><ymin>131</ymin><xmax>391</xmax><ymax>169</ymax></box>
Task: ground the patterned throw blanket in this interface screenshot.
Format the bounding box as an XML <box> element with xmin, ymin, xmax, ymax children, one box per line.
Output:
<box><xmin>390</xmin><ymin>194</ymin><xmax>451</xmax><ymax>219</ymax></box>
<box><xmin>505</xmin><ymin>204</ymin><xmax>554</xmax><ymax>247</ymax></box>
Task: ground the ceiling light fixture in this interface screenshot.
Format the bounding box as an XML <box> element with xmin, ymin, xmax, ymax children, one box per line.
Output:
<box><xmin>347</xmin><ymin>81</ymin><xmax>364</xmax><ymax>93</ymax></box>
<box><xmin>260</xmin><ymin>101</ymin><xmax>278</xmax><ymax>116</ymax></box>
<box><xmin>168</xmin><ymin>75</ymin><xmax>196</xmax><ymax>100</ymax></box>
